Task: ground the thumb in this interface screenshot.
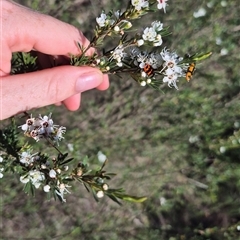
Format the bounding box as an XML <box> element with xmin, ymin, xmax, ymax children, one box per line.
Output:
<box><xmin>1</xmin><ymin>66</ymin><xmax>103</xmax><ymax>120</ymax></box>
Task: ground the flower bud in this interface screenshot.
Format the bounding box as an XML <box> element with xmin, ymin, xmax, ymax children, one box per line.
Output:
<box><xmin>96</xmin><ymin>190</ymin><xmax>104</xmax><ymax>198</ymax></box>
<box><xmin>102</xmin><ymin>183</ymin><xmax>109</xmax><ymax>191</ymax></box>
<box><xmin>49</xmin><ymin>169</ymin><xmax>57</xmax><ymax>178</ymax></box>
<box><xmin>44</xmin><ymin>185</ymin><xmax>51</xmax><ymax>192</ymax></box>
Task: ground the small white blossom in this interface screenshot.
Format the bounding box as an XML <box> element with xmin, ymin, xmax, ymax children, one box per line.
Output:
<box><xmin>221</xmin><ymin>1</ymin><xmax>227</xmax><ymax>7</ymax></box>
<box><xmin>157</xmin><ymin>0</ymin><xmax>168</xmax><ymax>13</ymax></box>
<box><xmin>193</xmin><ymin>8</ymin><xmax>207</xmax><ymax>18</ymax></box>
<box><xmin>220</xmin><ymin>146</ymin><xmax>226</xmax><ymax>153</ymax></box>
<box><xmin>53</xmin><ymin>126</ymin><xmax>66</xmax><ymax>144</ymax></box>
<box><xmin>131</xmin><ymin>0</ymin><xmax>149</xmax><ymax>11</ymax></box>
<box><xmin>67</xmin><ymin>143</ymin><xmax>74</xmax><ymax>152</ymax></box>
<box><xmin>189</xmin><ymin>135</ymin><xmax>200</xmax><ymax>143</ymax></box>
<box><xmin>19</xmin><ymin>151</ymin><xmax>38</xmax><ymax>166</ymax></box>
<box><xmin>151</xmin><ymin>21</ymin><xmax>163</xmax><ymax>31</ymax></box>
<box><xmin>96</xmin><ymin>13</ymin><xmax>107</xmax><ymax>27</ymax></box>
<box><xmin>215</xmin><ymin>37</ymin><xmax>222</xmax><ymax>45</ymax></box>
<box><xmin>20</xmin><ymin>170</ymin><xmax>45</xmax><ymax>189</ymax></box>
<box><xmin>161</xmin><ymin>48</ymin><xmax>181</xmax><ymax>68</ymax></box>
<box><xmin>153</xmin><ymin>34</ymin><xmax>162</xmax><ymax>46</ymax></box>
<box><xmin>55</xmin><ymin>182</ymin><xmax>71</xmax><ymax>202</ymax></box>
<box><xmin>220</xmin><ymin>48</ymin><xmax>228</xmax><ymax>56</ymax></box>
<box><xmin>97</xmin><ymin>151</ymin><xmax>107</xmax><ymax>163</ymax></box>
<box><xmin>140</xmin><ymin>81</ymin><xmax>147</xmax><ymax>86</ymax></box>
<box><xmin>110</xmin><ymin>45</ymin><xmax>126</xmax><ymax>67</ymax></box>
<box><xmin>0</xmin><ymin>168</ymin><xmax>4</xmax><ymax>178</ymax></box>
<box><xmin>0</xmin><ymin>156</ymin><xmax>3</xmax><ymax>162</ymax></box>
<box><xmin>20</xmin><ymin>175</ymin><xmax>29</xmax><ymax>184</ymax></box>
<box><xmin>160</xmin><ymin>197</ymin><xmax>167</xmax><ymax>205</ymax></box>
<box><xmin>163</xmin><ymin>68</ymin><xmax>179</xmax><ymax>90</ymax></box>
<box><xmin>141</xmin><ymin>21</ymin><xmax>164</xmax><ymax>46</ymax></box>
<box><xmin>142</xmin><ymin>27</ymin><xmax>157</xmax><ymax>42</ymax></box>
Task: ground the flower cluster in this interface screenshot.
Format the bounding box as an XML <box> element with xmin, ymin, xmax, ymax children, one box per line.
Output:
<box><xmin>70</xmin><ymin>0</ymin><xmax>211</xmax><ymax>91</ymax></box>
<box><xmin>19</xmin><ymin>113</ymin><xmax>66</xmax><ymax>143</ymax></box>
<box><xmin>137</xmin><ymin>21</ymin><xmax>164</xmax><ymax>47</ymax></box>
<box><xmin>0</xmin><ymin>113</ymin><xmax>146</xmax><ymax>203</ymax></box>
<box><xmin>20</xmin><ymin>170</ymin><xmax>45</xmax><ymax>189</ymax></box>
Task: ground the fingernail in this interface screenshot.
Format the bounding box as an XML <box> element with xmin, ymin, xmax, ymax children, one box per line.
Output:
<box><xmin>75</xmin><ymin>71</ymin><xmax>102</xmax><ymax>92</ymax></box>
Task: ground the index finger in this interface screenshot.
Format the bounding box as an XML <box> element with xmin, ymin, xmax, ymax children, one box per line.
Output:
<box><xmin>1</xmin><ymin>1</ymin><xmax>94</xmax><ymax>73</ymax></box>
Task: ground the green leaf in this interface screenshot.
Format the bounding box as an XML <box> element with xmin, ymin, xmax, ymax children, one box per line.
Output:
<box><xmin>59</xmin><ymin>158</ymin><xmax>74</xmax><ymax>166</ymax></box>
<box><xmin>191</xmin><ymin>52</ymin><xmax>212</xmax><ymax>61</ymax></box>
<box><xmin>120</xmin><ymin>195</ymin><xmax>147</xmax><ymax>203</ymax></box>
<box><xmin>106</xmin><ymin>193</ymin><xmax>122</xmax><ymax>205</ymax></box>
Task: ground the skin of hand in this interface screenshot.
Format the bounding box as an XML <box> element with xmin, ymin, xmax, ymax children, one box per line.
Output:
<box><xmin>0</xmin><ymin>0</ymin><xmax>109</xmax><ymax>120</ymax></box>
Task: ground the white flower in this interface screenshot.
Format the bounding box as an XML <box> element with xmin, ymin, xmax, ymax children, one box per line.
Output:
<box><xmin>141</xmin><ymin>71</ymin><xmax>147</xmax><ymax>78</ymax></box>
<box><xmin>29</xmin><ymin>170</ymin><xmax>45</xmax><ymax>188</ymax></box>
<box><xmin>189</xmin><ymin>135</ymin><xmax>200</xmax><ymax>144</ymax></box>
<box><xmin>96</xmin><ymin>13</ymin><xmax>107</xmax><ymax>27</ymax></box>
<box><xmin>20</xmin><ymin>175</ymin><xmax>30</xmax><ymax>184</ymax></box>
<box><xmin>39</xmin><ymin>113</ymin><xmax>55</xmax><ymax>134</ymax></box>
<box><xmin>53</xmin><ymin>126</ymin><xmax>66</xmax><ymax>144</ymax></box>
<box><xmin>49</xmin><ymin>169</ymin><xmax>57</xmax><ymax>178</ymax></box>
<box><xmin>220</xmin><ymin>48</ymin><xmax>228</xmax><ymax>56</ymax></box>
<box><xmin>140</xmin><ymin>81</ymin><xmax>147</xmax><ymax>86</ymax></box>
<box><xmin>131</xmin><ymin>0</ymin><xmax>149</xmax><ymax>11</ymax></box>
<box><xmin>157</xmin><ymin>0</ymin><xmax>168</xmax><ymax>13</ymax></box>
<box><xmin>163</xmin><ymin>68</ymin><xmax>179</xmax><ymax>90</ymax></box>
<box><xmin>0</xmin><ymin>168</ymin><xmax>4</xmax><ymax>178</ymax></box>
<box><xmin>43</xmin><ymin>185</ymin><xmax>51</xmax><ymax>192</ymax></box>
<box><xmin>220</xmin><ymin>146</ymin><xmax>226</xmax><ymax>153</ymax></box>
<box><xmin>221</xmin><ymin>1</ymin><xmax>227</xmax><ymax>7</ymax></box>
<box><xmin>19</xmin><ymin>151</ymin><xmax>38</xmax><ymax>166</ymax></box>
<box><xmin>110</xmin><ymin>45</ymin><xmax>126</xmax><ymax>67</ymax></box>
<box><xmin>0</xmin><ymin>156</ymin><xmax>3</xmax><ymax>162</ymax></box>
<box><xmin>19</xmin><ymin>116</ymin><xmax>35</xmax><ymax>132</ymax></box>
<box><xmin>161</xmin><ymin>48</ymin><xmax>180</xmax><ymax>67</ymax></box>
<box><xmin>193</xmin><ymin>8</ymin><xmax>207</xmax><ymax>18</ymax></box>
<box><xmin>20</xmin><ymin>170</ymin><xmax>45</xmax><ymax>189</ymax></box>
<box><xmin>153</xmin><ymin>35</ymin><xmax>162</xmax><ymax>46</ymax></box>
<box><xmin>142</xmin><ymin>27</ymin><xmax>157</xmax><ymax>42</ymax></box>
<box><xmin>67</xmin><ymin>143</ymin><xmax>74</xmax><ymax>152</ymax></box>
<box><xmin>160</xmin><ymin>197</ymin><xmax>167</xmax><ymax>205</ymax></box>
<box><xmin>55</xmin><ymin>182</ymin><xmax>71</xmax><ymax>202</ymax></box>
<box><xmin>151</xmin><ymin>21</ymin><xmax>163</xmax><ymax>31</ymax></box>
<box><xmin>97</xmin><ymin>151</ymin><xmax>107</xmax><ymax>163</ymax></box>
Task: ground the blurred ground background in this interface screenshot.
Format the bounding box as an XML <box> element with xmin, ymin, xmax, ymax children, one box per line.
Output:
<box><xmin>1</xmin><ymin>0</ymin><xmax>240</xmax><ymax>239</ymax></box>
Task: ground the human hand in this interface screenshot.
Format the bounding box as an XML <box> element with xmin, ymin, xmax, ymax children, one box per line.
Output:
<box><xmin>0</xmin><ymin>0</ymin><xmax>109</xmax><ymax>120</ymax></box>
